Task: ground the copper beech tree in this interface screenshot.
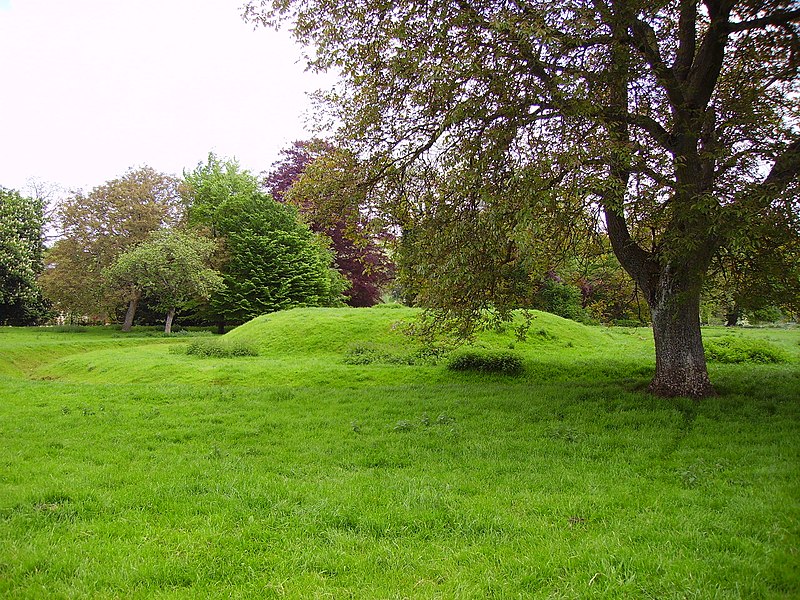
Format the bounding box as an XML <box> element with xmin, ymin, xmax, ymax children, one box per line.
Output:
<box><xmin>246</xmin><ymin>0</ymin><xmax>800</xmax><ymax>397</ymax></box>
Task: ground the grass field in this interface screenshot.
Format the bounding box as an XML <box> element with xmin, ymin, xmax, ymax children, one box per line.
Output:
<box><xmin>1</xmin><ymin>307</ymin><xmax>798</xmax><ymax>598</ymax></box>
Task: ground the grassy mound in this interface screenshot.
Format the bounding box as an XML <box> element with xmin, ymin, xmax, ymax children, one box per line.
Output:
<box><xmin>23</xmin><ymin>307</ymin><xmax>647</xmax><ymax>388</ymax></box>
<box><xmin>224</xmin><ymin>306</ymin><xmax>615</xmax><ymax>357</ymax></box>
<box><xmin>223</xmin><ymin>306</ymin><xmax>422</xmax><ymax>356</ymax></box>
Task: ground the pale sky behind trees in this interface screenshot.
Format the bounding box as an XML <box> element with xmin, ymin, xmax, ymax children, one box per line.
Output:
<box><xmin>0</xmin><ymin>0</ymin><xmax>329</xmax><ymax>194</ymax></box>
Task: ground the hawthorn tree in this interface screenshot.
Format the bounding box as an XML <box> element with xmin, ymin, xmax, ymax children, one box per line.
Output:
<box><xmin>40</xmin><ymin>167</ymin><xmax>183</xmax><ymax>323</ymax></box>
<box><xmin>266</xmin><ymin>140</ymin><xmax>395</xmax><ymax>307</ymax></box>
<box><xmin>0</xmin><ymin>187</ymin><xmax>48</xmax><ymax>325</ymax></box>
<box><xmin>246</xmin><ymin>0</ymin><xmax>800</xmax><ymax>397</ymax></box>
<box><xmin>104</xmin><ymin>230</ymin><xmax>224</xmax><ymax>333</ymax></box>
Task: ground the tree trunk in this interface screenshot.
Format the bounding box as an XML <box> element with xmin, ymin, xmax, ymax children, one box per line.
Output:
<box><xmin>164</xmin><ymin>308</ymin><xmax>176</xmax><ymax>334</ymax></box>
<box><xmin>647</xmin><ymin>273</ymin><xmax>715</xmax><ymax>398</ymax></box>
<box><xmin>216</xmin><ymin>320</ymin><xmax>226</xmax><ymax>335</ymax></box>
<box><xmin>725</xmin><ymin>303</ymin><xmax>740</xmax><ymax>327</ymax></box>
<box><xmin>121</xmin><ymin>293</ymin><xmax>140</xmax><ymax>332</ymax></box>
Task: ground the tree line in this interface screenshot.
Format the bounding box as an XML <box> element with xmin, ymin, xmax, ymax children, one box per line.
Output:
<box><xmin>3</xmin><ymin>0</ymin><xmax>799</xmax><ymax>397</ymax></box>
<box><xmin>0</xmin><ymin>146</ymin><xmax>396</xmax><ymax>332</ymax></box>
<box><xmin>2</xmin><ymin>138</ymin><xmax>790</xmax><ymax>335</ymax></box>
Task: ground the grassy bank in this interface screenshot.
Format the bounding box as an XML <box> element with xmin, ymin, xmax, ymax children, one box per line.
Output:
<box><xmin>1</xmin><ymin>308</ymin><xmax>798</xmax><ymax>598</ymax></box>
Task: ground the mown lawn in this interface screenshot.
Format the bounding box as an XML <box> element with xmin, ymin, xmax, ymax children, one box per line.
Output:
<box><xmin>1</xmin><ymin>308</ymin><xmax>798</xmax><ymax>598</ymax></box>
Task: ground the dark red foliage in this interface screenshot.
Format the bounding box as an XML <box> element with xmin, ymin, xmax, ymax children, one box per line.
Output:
<box><xmin>265</xmin><ymin>140</ymin><xmax>330</xmax><ymax>203</ymax></box>
<box><xmin>266</xmin><ymin>140</ymin><xmax>394</xmax><ymax>307</ymax></box>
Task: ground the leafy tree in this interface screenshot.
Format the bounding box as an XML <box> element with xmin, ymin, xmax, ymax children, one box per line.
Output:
<box><xmin>247</xmin><ymin>0</ymin><xmax>800</xmax><ymax>397</ymax></box>
<box><xmin>184</xmin><ymin>154</ymin><xmax>347</xmax><ymax>329</ymax></box>
<box><xmin>704</xmin><ymin>206</ymin><xmax>800</xmax><ymax>325</ymax></box>
<box><xmin>266</xmin><ymin>140</ymin><xmax>395</xmax><ymax>307</ymax></box>
<box><xmin>0</xmin><ymin>187</ymin><xmax>49</xmax><ymax>325</ymax></box>
<box><xmin>104</xmin><ymin>230</ymin><xmax>224</xmax><ymax>333</ymax></box>
<box><xmin>39</xmin><ymin>167</ymin><xmax>183</xmax><ymax>324</ymax></box>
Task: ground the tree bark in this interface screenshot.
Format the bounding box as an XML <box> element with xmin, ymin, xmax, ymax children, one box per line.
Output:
<box><xmin>121</xmin><ymin>292</ymin><xmax>140</xmax><ymax>332</ymax></box>
<box><xmin>725</xmin><ymin>303</ymin><xmax>740</xmax><ymax>327</ymax></box>
<box><xmin>164</xmin><ymin>308</ymin><xmax>176</xmax><ymax>334</ymax></box>
<box><xmin>216</xmin><ymin>320</ymin><xmax>226</xmax><ymax>335</ymax></box>
<box><xmin>646</xmin><ymin>268</ymin><xmax>715</xmax><ymax>398</ymax></box>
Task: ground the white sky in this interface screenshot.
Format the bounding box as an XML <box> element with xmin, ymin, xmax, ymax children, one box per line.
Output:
<box><xmin>0</xmin><ymin>0</ymin><xmax>331</xmax><ymax>194</ymax></box>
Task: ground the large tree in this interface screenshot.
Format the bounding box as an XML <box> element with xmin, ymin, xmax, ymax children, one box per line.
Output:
<box><xmin>0</xmin><ymin>187</ymin><xmax>49</xmax><ymax>325</ymax></box>
<box><xmin>266</xmin><ymin>140</ymin><xmax>395</xmax><ymax>307</ymax></box>
<box><xmin>40</xmin><ymin>167</ymin><xmax>183</xmax><ymax>323</ymax></box>
<box><xmin>246</xmin><ymin>0</ymin><xmax>800</xmax><ymax>397</ymax></box>
<box><xmin>183</xmin><ymin>154</ymin><xmax>346</xmax><ymax>329</ymax></box>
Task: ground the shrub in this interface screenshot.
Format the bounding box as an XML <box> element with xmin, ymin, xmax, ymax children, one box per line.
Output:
<box><xmin>184</xmin><ymin>339</ymin><xmax>259</xmax><ymax>358</ymax></box>
<box><xmin>342</xmin><ymin>343</ymin><xmax>382</xmax><ymax>365</ymax></box>
<box><xmin>704</xmin><ymin>336</ymin><xmax>787</xmax><ymax>364</ymax></box>
<box><xmin>535</xmin><ymin>279</ymin><xmax>588</xmax><ymax>322</ymax></box>
<box><xmin>342</xmin><ymin>343</ymin><xmax>418</xmax><ymax>365</ymax></box>
<box><xmin>446</xmin><ymin>350</ymin><xmax>524</xmax><ymax>375</ymax></box>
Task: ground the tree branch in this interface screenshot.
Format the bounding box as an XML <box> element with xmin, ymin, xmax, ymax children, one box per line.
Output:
<box><xmin>726</xmin><ymin>8</ymin><xmax>800</xmax><ymax>32</ymax></box>
<box><xmin>674</xmin><ymin>0</ymin><xmax>698</xmax><ymax>81</ymax></box>
<box><xmin>686</xmin><ymin>4</ymin><xmax>733</xmax><ymax>109</ymax></box>
<box><xmin>627</xmin><ymin>18</ymin><xmax>687</xmax><ymax>107</ymax></box>
<box><xmin>728</xmin><ymin>138</ymin><xmax>800</xmax><ymax>212</ymax></box>
<box><xmin>762</xmin><ymin>138</ymin><xmax>800</xmax><ymax>190</ymax></box>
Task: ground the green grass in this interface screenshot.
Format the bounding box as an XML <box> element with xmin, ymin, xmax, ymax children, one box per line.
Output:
<box><xmin>1</xmin><ymin>308</ymin><xmax>798</xmax><ymax>598</ymax></box>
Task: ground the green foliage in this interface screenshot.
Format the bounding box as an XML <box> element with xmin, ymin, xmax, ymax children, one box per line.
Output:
<box><xmin>39</xmin><ymin>167</ymin><xmax>183</xmax><ymax>320</ymax></box>
<box><xmin>183</xmin><ymin>338</ymin><xmax>259</xmax><ymax>358</ymax></box>
<box><xmin>104</xmin><ymin>230</ymin><xmax>224</xmax><ymax>315</ymax></box>
<box><xmin>746</xmin><ymin>306</ymin><xmax>786</xmax><ymax>325</ymax></box>
<box><xmin>705</xmin><ymin>336</ymin><xmax>788</xmax><ymax>364</ymax></box>
<box><xmin>342</xmin><ymin>342</ymin><xmax>418</xmax><ymax>365</ymax></box>
<box><xmin>246</xmin><ymin>0</ymin><xmax>800</xmax><ymax>397</ymax></box>
<box><xmin>532</xmin><ymin>278</ymin><xmax>588</xmax><ymax>323</ymax></box>
<box><xmin>183</xmin><ymin>155</ymin><xmax>347</xmax><ymax>324</ymax></box>
<box><xmin>446</xmin><ymin>349</ymin><xmax>524</xmax><ymax>375</ymax></box>
<box><xmin>0</xmin><ymin>186</ymin><xmax>48</xmax><ymax>325</ymax></box>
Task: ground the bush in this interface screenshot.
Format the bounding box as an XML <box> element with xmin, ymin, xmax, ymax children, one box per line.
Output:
<box><xmin>183</xmin><ymin>339</ymin><xmax>259</xmax><ymax>358</ymax></box>
<box><xmin>50</xmin><ymin>325</ymin><xmax>88</xmax><ymax>333</ymax></box>
<box><xmin>704</xmin><ymin>336</ymin><xmax>787</xmax><ymax>364</ymax></box>
<box><xmin>535</xmin><ymin>279</ymin><xmax>588</xmax><ymax>322</ymax></box>
<box><xmin>446</xmin><ymin>350</ymin><xmax>524</xmax><ymax>375</ymax></box>
<box><xmin>746</xmin><ymin>306</ymin><xmax>785</xmax><ymax>325</ymax></box>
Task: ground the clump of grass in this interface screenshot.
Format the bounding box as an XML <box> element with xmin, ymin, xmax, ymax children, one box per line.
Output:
<box><xmin>705</xmin><ymin>336</ymin><xmax>787</xmax><ymax>364</ymax></box>
<box><xmin>182</xmin><ymin>339</ymin><xmax>259</xmax><ymax>358</ymax></box>
<box><xmin>120</xmin><ymin>329</ymin><xmax>215</xmax><ymax>338</ymax></box>
<box><xmin>49</xmin><ymin>325</ymin><xmax>89</xmax><ymax>333</ymax></box>
<box><xmin>446</xmin><ymin>349</ymin><xmax>524</xmax><ymax>375</ymax></box>
<box><xmin>343</xmin><ymin>343</ymin><xmax>418</xmax><ymax>365</ymax></box>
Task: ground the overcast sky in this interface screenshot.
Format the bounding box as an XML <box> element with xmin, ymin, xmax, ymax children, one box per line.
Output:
<box><xmin>0</xmin><ymin>0</ymin><xmax>331</xmax><ymax>194</ymax></box>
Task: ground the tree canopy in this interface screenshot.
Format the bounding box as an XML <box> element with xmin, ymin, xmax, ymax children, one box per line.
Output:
<box><xmin>183</xmin><ymin>154</ymin><xmax>347</xmax><ymax>327</ymax></box>
<box><xmin>246</xmin><ymin>0</ymin><xmax>800</xmax><ymax>397</ymax></box>
<box><xmin>40</xmin><ymin>166</ymin><xmax>183</xmax><ymax>322</ymax></box>
<box><xmin>104</xmin><ymin>230</ymin><xmax>224</xmax><ymax>333</ymax></box>
<box><xmin>0</xmin><ymin>186</ymin><xmax>48</xmax><ymax>325</ymax></box>
<box><xmin>266</xmin><ymin>140</ymin><xmax>395</xmax><ymax>307</ymax></box>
